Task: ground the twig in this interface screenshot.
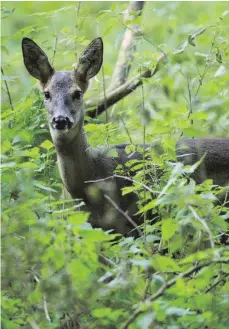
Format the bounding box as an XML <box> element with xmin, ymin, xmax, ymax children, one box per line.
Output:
<box><xmin>120</xmin><ymin>117</ymin><xmax>133</xmax><ymax>144</ymax></box>
<box><xmin>109</xmin><ymin>1</ymin><xmax>145</xmax><ymax>90</ymax></box>
<box><xmin>114</xmin><ymin>14</ymin><xmax>165</xmax><ymax>55</ymax></box>
<box><xmin>194</xmin><ymin>34</ymin><xmax>216</xmax><ymax>97</ymax></box>
<box><xmin>85</xmin><ymin>173</ymin><xmax>161</xmax><ymax>195</ymax></box>
<box><xmin>188</xmin><ymin>205</ymin><xmax>215</xmax><ymax>249</ymax></box>
<box><xmin>74</xmin><ymin>1</ymin><xmax>81</xmax><ymax>59</ymax></box>
<box><xmin>43</xmin><ymin>296</ymin><xmax>51</xmax><ymax>322</ymax></box>
<box><xmin>85</xmin><ymin>53</ymin><xmax>167</xmax><ymax>118</ymax></box>
<box><xmin>140</xmin><ymin>66</ymin><xmax>147</xmax><ymax>242</ymax></box>
<box><xmin>179</xmin><ymin>72</ymin><xmax>193</xmax><ymax>138</ymax></box>
<box><xmin>51</xmin><ymin>33</ymin><xmax>59</xmax><ymax>66</ymax></box>
<box><xmin>102</xmin><ymin>65</ymin><xmax>108</xmax><ymax>123</ymax></box>
<box><xmin>179</xmin><ymin>34</ymin><xmax>216</xmax><ymax>138</ymax></box>
<box><xmin>205</xmin><ymin>273</ymin><xmax>229</xmax><ymax>293</ymax></box>
<box><xmin>104</xmin><ymin>194</ymin><xmax>142</xmax><ymax>236</ymax></box>
<box><xmin>142</xmin><ymin>277</ymin><xmax>151</xmax><ymax>300</ymax></box>
<box><xmin>1</xmin><ymin>67</ymin><xmax>14</xmax><ymax>112</ymax></box>
<box><xmin>121</xmin><ymin>258</ymin><xmax>229</xmax><ymax>329</ymax></box>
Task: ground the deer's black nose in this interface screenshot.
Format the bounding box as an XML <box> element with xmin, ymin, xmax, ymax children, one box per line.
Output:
<box><xmin>52</xmin><ymin>116</ymin><xmax>73</xmax><ymax>130</ymax></box>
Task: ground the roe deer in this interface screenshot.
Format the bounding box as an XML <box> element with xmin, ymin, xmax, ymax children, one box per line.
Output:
<box><xmin>22</xmin><ymin>37</ymin><xmax>229</xmax><ymax>236</ymax></box>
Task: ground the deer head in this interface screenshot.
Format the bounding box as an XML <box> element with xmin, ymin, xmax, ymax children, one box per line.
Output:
<box><xmin>22</xmin><ymin>37</ymin><xmax>103</xmax><ymax>141</ymax></box>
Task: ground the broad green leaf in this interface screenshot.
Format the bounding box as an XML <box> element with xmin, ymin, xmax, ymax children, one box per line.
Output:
<box><xmin>152</xmin><ymin>255</ymin><xmax>180</xmax><ymax>272</ymax></box>
<box><xmin>137</xmin><ymin>199</ymin><xmax>157</xmax><ymax>214</ymax></box>
<box><xmin>137</xmin><ymin>312</ymin><xmax>155</xmax><ymax>329</ymax></box>
<box><xmin>40</xmin><ymin>140</ymin><xmax>53</xmax><ymax>150</ymax></box>
<box><xmin>162</xmin><ymin>219</ymin><xmax>178</xmax><ymax>242</ymax></box>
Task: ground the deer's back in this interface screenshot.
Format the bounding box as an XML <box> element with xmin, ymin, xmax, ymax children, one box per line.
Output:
<box><xmin>177</xmin><ymin>138</ymin><xmax>229</xmax><ymax>186</ymax></box>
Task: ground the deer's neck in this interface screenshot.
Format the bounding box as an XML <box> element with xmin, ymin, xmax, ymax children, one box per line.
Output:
<box><xmin>53</xmin><ymin>127</ymin><xmax>94</xmax><ymax>199</ymax></box>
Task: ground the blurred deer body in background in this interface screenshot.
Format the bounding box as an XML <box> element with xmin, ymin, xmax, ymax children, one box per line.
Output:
<box><xmin>22</xmin><ymin>37</ymin><xmax>229</xmax><ymax>236</ymax></box>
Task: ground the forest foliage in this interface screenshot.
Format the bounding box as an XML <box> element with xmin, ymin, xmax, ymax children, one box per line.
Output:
<box><xmin>1</xmin><ymin>2</ymin><xmax>229</xmax><ymax>329</ymax></box>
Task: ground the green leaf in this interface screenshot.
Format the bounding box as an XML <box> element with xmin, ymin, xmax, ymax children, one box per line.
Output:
<box><xmin>40</xmin><ymin>140</ymin><xmax>53</xmax><ymax>150</ymax></box>
<box><xmin>166</xmin><ymin>307</ymin><xmax>193</xmax><ymax>316</ymax></box>
<box><xmin>162</xmin><ymin>219</ymin><xmax>178</xmax><ymax>242</ymax></box>
<box><xmin>1</xmin><ymin>46</ymin><xmax>9</xmax><ymax>54</ymax></box>
<box><xmin>68</xmin><ymin>213</ymin><xmax>87</xmax><ymax>225</ymax></box>
<box><xmin>137</xmin><ymin>199</ymin><xmax>157</xmax><ymax>214</ymax></box>
<box><xmin>152</xmin><ymin>255</ymin><xmax>181</xmax><ymax>272</ymax></box>
<box><xmin>173</xmin><ymin>27</ymin><xmax>206</xmax><ymax>54</ymax></box>
<box><xmin>214</xmin><ymin>65</ymin><xmax>226</xmax><ymax>77</ymax></box>
<box><xmin>1</xmin><ymin>75</ymin><xmax>19</xmax><ymax>81</ymax></box>
<box><xmin>68</xmin><ymin>259</ymin><xmax>91</xmax><ymax>283</ymax></box>
<box><xmin>137</xmin><ymin>312</ymin><xmax>155</xmax><ymax>329</ymax></box>
<box><xmin>19</xmin><ymin>162</ymin><xmax>38</xmax><ymax>169</ymax></box>
<box><xmin>34</xmin><ymin>181</ymin><xmax>57</xmax><ymax>192</ymax></box>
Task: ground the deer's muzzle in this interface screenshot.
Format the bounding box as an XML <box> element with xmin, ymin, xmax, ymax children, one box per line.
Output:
<box><xmin>51</xmin><ymin>116</ymin><xmax>73</xmax><ymax>130</ymax></box>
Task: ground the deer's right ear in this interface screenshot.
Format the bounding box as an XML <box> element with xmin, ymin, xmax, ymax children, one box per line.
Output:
<box><xmin>22</xmin><ymin>38</ymin><xmax>54</xmax><ymax>84</ymax></box>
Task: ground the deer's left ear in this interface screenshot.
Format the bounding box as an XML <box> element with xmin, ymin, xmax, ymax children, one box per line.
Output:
<box><xmin>74</xmin><ymin>37</ymin><xmax>103</xmax><ymax>84</ymax></box>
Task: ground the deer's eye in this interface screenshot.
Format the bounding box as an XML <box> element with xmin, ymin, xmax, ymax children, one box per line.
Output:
<box><xmin>72</xmin><ymin>90</ymin><xmax>82</xmax><ymax>100</ymax></box>
<box><xmin>44</xmin><ymin>91</ymin><xmax>50</xmax><ymax>100</ymax></box>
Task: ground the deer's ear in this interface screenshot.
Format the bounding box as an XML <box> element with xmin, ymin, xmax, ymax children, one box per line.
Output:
<box><xmin>22</xmin><ymin>38</ymin><xmax>54</xmax><ymax>84</ymax></box>
<box><xmin>75</xmin><ymin>38</ymin><xmax>103</xmax><ymax>84</ymax></box>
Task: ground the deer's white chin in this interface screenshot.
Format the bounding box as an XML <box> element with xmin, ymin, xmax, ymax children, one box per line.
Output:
<box><xmin>50</xmin><ymin>126</ymin><xmax>70</xmax><ymax>140</ymax></box>
<box><xmin>49</xmin><ymin>124</ymin><xmax>80</xmax><ymax>142</ymax></box>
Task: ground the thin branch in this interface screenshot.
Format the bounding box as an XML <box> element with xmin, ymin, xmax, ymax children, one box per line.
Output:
<box><xmin>109</xmin><ymin>1</ymin><xmax>145</xmax><ymax>90</ymax></box>
<box><xmin>1</xmin><ymin>67</ymin><xmax>14</xmax><ymax>112</ymax></box>
<box><xmin>121</xmin><ymin>258</ymin><xmax>229</xmax><ymax>329</ymax></box>
<box><xmin>85</xmin><ymin>173</ymin><xmax>161</xmax><ymax>195</ymax></box>
<box><xmin>104</xmin><ymin>194</ymin><xmax>142</xmax><ymax>236</ymax></box>
<box><xmin>102</xmin><ymin>65</ymin><xmax>108</xmax><ymax>123</ymax></box>
<box><xmin>51</xmin><ymin>33</ymin><xmax>59</xmax><ymax>66</ymax></box>
<box><xmin>74</xmin><ymin>1</ymin><xmax>81</xmax><ymax>59</ymax></box>
<box><xmin>194</xmin><ymin>34</ymin><xmax>216</xmax><ymax>97</ymax></box>
<box><xmin>205</xmin><ymin>273</ymin><xmax>229</xmax><ymax>293</ymax></box>
<box><xmin>179</xmin><ymin>34</ymin><xmax>216</xmax><ymax>138</ymax></box>
<box><xmin>120</xmin><ymin>117</ymin><xmax>133</xmax><ymax>144</ymax></box>
<box><xmin>179</xmin><ymin>72</ymin><xmax>193</xmax><ymax>138</ymax></box>
<box><xmin>85</xmin><ymin>53</ymin><xmax>167</xmax><ymax>118</ymax></box>
<box><xmin>43</xmin><ymin>296</ymin><xmax>51</xmax><ymax>322</ymax></box>
<box><xmin>115</xmin><ymin>10</ymin><xmax>166</xmax><ymax>56</ymax></box>
<box><xmin>140</xmin><ymin>66</ymin><xmax>147</xmax><ymax>243</ymax></box>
